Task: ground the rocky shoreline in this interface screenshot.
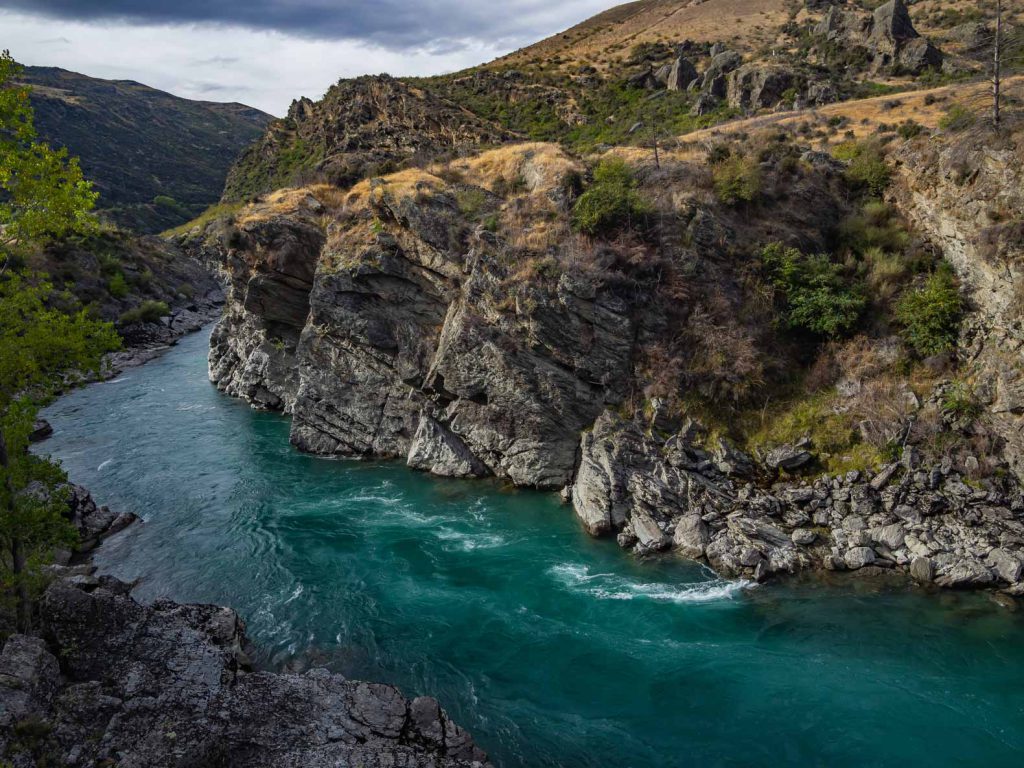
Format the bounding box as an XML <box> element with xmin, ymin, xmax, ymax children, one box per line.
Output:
<box><xmin>571</xmin><ymin>411</ymin><xmax>1024</xmax><ymax>595</ymax></box>
<box><xmin>0</xmin><ymin>575</ymin><xmax>490</xmax><ymax>767</ymax></box>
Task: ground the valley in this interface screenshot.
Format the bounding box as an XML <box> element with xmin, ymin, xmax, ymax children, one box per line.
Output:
<box><xmin>2</xmin><ymin>0</ymin><xmax>1024</xmax><ymax>765</ymax></box>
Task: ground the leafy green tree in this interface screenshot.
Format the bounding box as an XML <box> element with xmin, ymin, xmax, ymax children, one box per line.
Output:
<box><xmin>0</xmin><ymin>51</ymin><xmax>120</xmax><ymax>629</ymax></box>
<box><xmin>762</xmin><ymin>242</ymin><xmax>866</xmax><ymax>337</ymax></box>
<box><xmin>1</xmin><ymin>50</ymin><xmax>98</xmax><ymax>263</ymax></box>
<box><xmin>711</xmin><ymin>154</ymin><xmax>762</xmax><ymax>206</ymax></box>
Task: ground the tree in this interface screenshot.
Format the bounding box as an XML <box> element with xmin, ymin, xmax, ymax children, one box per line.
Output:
<box><xmin>1</xmin><ymin>50</ymin><xmax>98</xmax><ymax>266</ymax></box>
<box><xmin>0</xmin><ymin>51</ymin><xmax>119</xmax><ymax>629</ymax></box>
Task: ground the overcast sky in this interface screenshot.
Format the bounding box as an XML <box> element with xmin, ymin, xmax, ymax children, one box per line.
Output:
<box><xmin>2</xmin><ymin>0</ymin><xmax>611</xmax><ymax>115</ymax></box>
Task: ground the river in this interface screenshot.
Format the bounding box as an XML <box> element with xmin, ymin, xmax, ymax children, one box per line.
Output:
<box><xmin>38</xmin><ymin>327</ymin><xmax>1024</xmax><ymax>767</ymax></box>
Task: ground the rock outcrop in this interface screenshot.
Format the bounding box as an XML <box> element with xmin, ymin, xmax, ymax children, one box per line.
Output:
<box><xmin>222</xmin><ymin>75</ymin><xmax>514</xmax><ymax>201</ymax></box>
<box><xmin>569</xmin><ymin>411</ymin><xmax>1024</xmax><ymax>593</ymax></box>
<box><xmin>0</xmin><ymin>577</ymin><xmax>489</xmax><ymax>767</ymax></box>
<box><xmin>815</xmin><ymin>0</ymin><xmax>942</xmax><ymax>74</ymax></box>
<box><xmin>211</xmin><ymin>145</ymin><xmax>636</xmax><ymax>489</ymax></box>
<box><xmin>726</xmin><ymin>63</ymin><xmax>796</xmax><ymax>111</ymax></box>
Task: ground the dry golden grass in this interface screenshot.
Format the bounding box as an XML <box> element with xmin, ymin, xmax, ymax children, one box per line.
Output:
<box><xmin>343</xmin><ymin>169</ymin><xmax>446</xmax><ymax>210</ymax></box>
<box><xmin>494</xmin><ymin>0</ymin><xmax>789</xmax><ymax>70</ymax></box>
<box><xmin>449</xmin><ymin>142</ymin><xmax>581</xmax><ymax>196</ymax></box>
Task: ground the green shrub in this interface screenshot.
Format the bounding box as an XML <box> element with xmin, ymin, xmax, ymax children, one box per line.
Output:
<box><xmin>119</xmin><ymin>300</ymin><xmax>170</xmax><ymax>325</ymax></box>
<box><xmin>941</xmin><ymin>382</ymin><xmax>982</xmax><ymax>420</ymax></box>
<box><xmin>833</xmin><ymin>140</ymin><xmax>891</xmax><ymax>197</ymax></box>
<box><xmin>895</xmin><ymin>267</ymin><xmax>962</xmax><ymax>356</ymax></box>
<box><xmin>938</xmin><ymin>104</ymin><xmax>975</xmax><ymax>132</ymax></box>
<box><xmin>838</xmin><ymin>200</ymin><xmax>910</xmax><ymax>254</ymax></box>
<box><xmin>762</xmin><ymin>242</ymin><xmax>866</xmax><ymax>337</ymax></box>
<box><xmin>107</xmin><ymin>271</ymin><xmax>129</xmax><ymax>299</ymax></box>
<box><xmin>712</xmin><ymin>155</ymin><xmax>762</xmax><ymax>206</ymax></box>
<box><xmin>571</xmin><ymin>158</ymin><xmax>651</xmax><ymax>236</ymax></box>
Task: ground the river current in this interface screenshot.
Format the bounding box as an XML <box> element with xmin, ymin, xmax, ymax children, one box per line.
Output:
<box><xmin>38</xmin><ymin>327</ymin><xmax>1024</xmax><ymax>767</ymax></box>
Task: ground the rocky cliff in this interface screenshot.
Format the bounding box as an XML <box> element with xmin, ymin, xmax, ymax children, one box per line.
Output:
<box><xmin>205</xmin><ymin>122</ymin><xmax>1024</xmax><ymax>595</ymax></box>
<box><xmin>0</xmin><ymin>576</ymin><xmax>490</xmax><ymax>767</ymax></box>
<box><xmin>893</xmin><ymin>127</ymin><xmax>1024</xmax><ymax>482</ymax></box>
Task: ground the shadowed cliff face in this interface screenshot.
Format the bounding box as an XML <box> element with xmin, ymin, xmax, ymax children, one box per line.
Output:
<box><xmin>894</xmin><ymin>127</ymin><xmax>1024</xmax><ymax>481</ymax></box>
<box><xmin>208</xmin><ymin>141</ymin><xmax>847</xmax><ymax>490</ymax></box>
<box><xmin>211</xmin><ymin>147</ymin><xmax>640</xmax><ymax>488</ymax></box>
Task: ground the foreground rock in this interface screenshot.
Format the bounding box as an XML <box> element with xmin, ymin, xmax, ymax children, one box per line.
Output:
<box><xmin>0</xmin><ymin>577</ymin><xmax>490</xmax><ymax>768</ymax></box>
<box><xmin>570</xmin><ymin>411</ymin><xmax>1024</xmax><ymax>594</ymax></box>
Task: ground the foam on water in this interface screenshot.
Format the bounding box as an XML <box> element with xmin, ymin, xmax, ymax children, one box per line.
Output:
<box><xmin>549</xmin><ymin>563</ymin><xmax>751</xmax><ymax>603</ymax></box>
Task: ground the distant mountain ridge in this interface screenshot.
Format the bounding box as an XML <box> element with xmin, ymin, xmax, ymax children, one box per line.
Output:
<box><xmin>22</xmin><ymin>66</ymin><xmax>272</xmax><ymax>233</ymax></box>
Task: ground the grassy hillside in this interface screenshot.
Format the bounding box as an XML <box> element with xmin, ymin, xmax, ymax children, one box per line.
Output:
<box><xmin>23</xmin><ymin>67</ymin><xmax>272</xmax><ymax>234</ymax></box>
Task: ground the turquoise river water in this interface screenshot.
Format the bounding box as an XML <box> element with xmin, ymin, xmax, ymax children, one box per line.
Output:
<box><xmin>38</xmin><ymin>328</ymin><xmax>1024</xmax><ymax>767</ymax></box>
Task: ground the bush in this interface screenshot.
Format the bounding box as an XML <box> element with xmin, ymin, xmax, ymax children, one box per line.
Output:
<box><xmin>838</xmin><ymin>200</ymin><xmax>910</xmax><ymax>254</ymax></box>
<box><xmin>571</xmin><ymin>158</ymin><xmax>651</xmax><ymax>236</ymax></box>
<box><xmin>762</xmin><ymin>242</ymin><xmax>865</xmax><ymax>337</ymax></box>
<box><xmin>119</xmin><ymin>300</ymin><xmax>170</xmax><ymax>325</ymax></box>
<box><xmin>938</xmin><ymin>104</ymin><xmax>975</xmax><ymax>132</ymax></box>
<box><xmin>107</xmin><ymin>271</ymin><xmax>129</xmax><ymax>299</ymax></box>
<box><xmin>833</xmin><ymin>140</ymin><xmax>891</xmax><ymax>197</ymax></box>
<box><xmin>711</xmin><ymin>155</ymin><xmax>762</xmax><ymax>206</ymax></box>
<box><xmin>895</xmin><ymin>267</ymin><xmax>962</xmax><ymax>356</ymax></box>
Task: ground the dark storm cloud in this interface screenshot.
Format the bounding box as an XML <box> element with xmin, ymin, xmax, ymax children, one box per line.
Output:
<box><xmin>1</xmin><ymin>0</ymin><xmax>599</xmax><ymax>50</ymax></box>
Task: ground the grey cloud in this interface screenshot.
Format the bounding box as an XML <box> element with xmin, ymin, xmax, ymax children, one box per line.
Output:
<box><xmin>2</xmin><ymin>0</ymin><xmax>606</xmax><ymax>52</ymax></box>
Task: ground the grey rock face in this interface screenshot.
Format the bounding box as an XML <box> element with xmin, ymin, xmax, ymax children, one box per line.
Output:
<box><xmin>211</xmin><ymin>170</ymin><xmax>634</xmax><ymax>491</ymax></box>
<box><xmin>814</xmin><ymin>0</ymin><xmax>941</xmax><ymax>73</ymax></box>
<box><xmin>0</xmin><ymin>578</ymin><xmax>490</xmax><ymax>768</ymax></box>
<box><xmin>408</xmin><ymin>414</ymin><xmax>488</xmax><ymax>478</ymax></box>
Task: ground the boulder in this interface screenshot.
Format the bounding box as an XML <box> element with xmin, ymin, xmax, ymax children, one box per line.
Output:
<box><xmin>726</xmin><ymin>63</ymin><xmax>797</xmax><ymax>111</ymax></box>
<box><xmin>986</xmin><ymin>548</ymin><xmax>1023</xmax><ymax>584</ymax></box>
<box><xmin>667</xmin><ymin>57</ymin><xmax>699</xmax><ymax>91</ymax></box>
<box><xmin>690</xmin><ymin>92</ymin><xmax>721</xmax><ymax>116</ymax></box>
<box><xmin>844</xmin><ymin>546</ymin><xmax>877</xmax><ymax>569</ymax></box>
<box><xmin>792</xmin><ymin>528</ymin><xmax>818</xmax><ymax>546</ymax></box>
<box><xmin>897</xmin><ymin>37</ymin><xmax>943</xmax><ymax>73</ymax></box>
<box><xmin>765</xmin><ymin>445</ymin><xmax>814</xmax><ymax>472</ymax></box>
<box><xmin>407</xmin><ymin>414</ymin><xmax>488</xmax><ymax>478</ymax></box>
<box><xmin>910</xmin><ymin>556</ymin><xmax>934</xmax><ymax>583</ymax></box>
<box><xmin>674</xmin><ymin>513</ymin><xmax>710</xmax><ymax>559</ymax></box>
<box><xmin>633</xmin><ymin>510</ymin><xmax>671</xmax><ymax>551</ymax></box>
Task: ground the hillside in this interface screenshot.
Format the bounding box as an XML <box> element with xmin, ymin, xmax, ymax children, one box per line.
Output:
<box><xmin>22</xmin><ymin>66</ymin><xmax>272</xmax><ymax>233</ymax></box>
<box><xmin>495</xmin><ymin>0</ymin><xmax>790</xmax><ymax>69</ymax></box>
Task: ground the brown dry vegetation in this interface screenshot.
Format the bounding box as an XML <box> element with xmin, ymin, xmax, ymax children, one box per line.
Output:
<box><xmin>493</xmin><ymin>0</ymin><xmax>789</xmax><ymax>71</ymax></box>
